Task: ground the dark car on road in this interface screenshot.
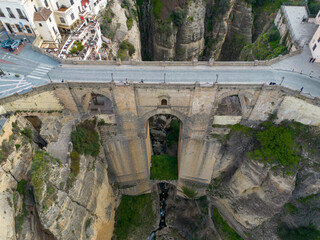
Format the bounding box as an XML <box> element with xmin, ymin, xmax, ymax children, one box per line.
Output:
<box><xmin>1</xmin><ymin>39</ymin><xmax>14</xmax><ymax>48</ymax></box>
<box><xmin>9</xmin><ymin>40</ymin><xmax>21</xmax><ymax>51</ymax></box>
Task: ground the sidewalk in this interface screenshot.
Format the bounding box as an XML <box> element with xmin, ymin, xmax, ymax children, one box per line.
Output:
<box><xmin>271</xmin><ymin>45</ymin><xmax>320</xmax><ymax>79</ymax></box>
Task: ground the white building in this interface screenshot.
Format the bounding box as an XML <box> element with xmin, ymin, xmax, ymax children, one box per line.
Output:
<box><xmin>0</xmin><ymin>0</ymin><xmax>37</xmax><ymax>37</ymax></box>
<box><xmin>309</xmin><ymin>11</ymin><xmax>320</xmax><ymax>62</ymax></box>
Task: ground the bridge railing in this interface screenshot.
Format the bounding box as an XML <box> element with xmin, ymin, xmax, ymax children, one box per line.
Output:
<box><xmin>31</xmin><ymin>45</ymin><xmax>302</xmax><ymax>67</ymax></box>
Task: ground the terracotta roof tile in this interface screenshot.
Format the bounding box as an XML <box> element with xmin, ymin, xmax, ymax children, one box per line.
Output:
<box><xmin>33</xmin><ymin>7</ymin><xmax>52</xmax><ymax>22</ymax></box>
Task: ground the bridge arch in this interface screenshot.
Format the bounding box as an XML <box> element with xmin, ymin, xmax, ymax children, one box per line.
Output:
<box><xmin>81</xmin><ymin>93</ymin><xmax>113</xmax><ymax>114</ymax></box>
<box><xmin>143</xmin><ymin>110</ymin><xmax>185</xmax><ymax>181</ymax></box>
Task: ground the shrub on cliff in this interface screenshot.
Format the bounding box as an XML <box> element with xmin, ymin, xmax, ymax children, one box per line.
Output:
<box><xmin>278</xmin><ymin>223</ymin><xmax>320</xmax><ymax>240</ymax></box>
<box><xmin>71</xmin><ymin>120</ymin><xmax>100</xmax><ymax>157</ymax></box>
<box><xmin>250</xmin><ymin>123</ymin><xmax>299</xmax><ymax>174</ymax></box>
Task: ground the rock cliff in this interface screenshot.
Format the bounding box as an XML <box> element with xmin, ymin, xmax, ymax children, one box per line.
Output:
<box><xmin>207</xmin><ymin>120</ymin><xmax>320</xmax><ymax>239</ymax></box>
<box><xmin>0</xmin><ymin>114</ymin><xmax>115</xmax><ymax>240</ymax></box>
<box><xmin>100</xmin><ymin>0</ymin><xmax>142</xmax><ymax>60</ymax></box>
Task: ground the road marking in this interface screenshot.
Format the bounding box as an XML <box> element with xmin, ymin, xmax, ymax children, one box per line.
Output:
<box><xmin>37</xmin><ymin>66</ymin><xmax>52</xmax><ymax>70</ymax></box>
<box><xmin>0</xmin><ymin>82</ymin><xmax>32</xmax><ymax>94</ymax></box>
<box><xmin>34</xmin><ymin>68</ymin><xmax>49</xmax><ymax>73</ymax></box>
<box><xmin>27</xmin><ymin>75</ymin><xmax>42</xmax><ymax>79</ymax></box>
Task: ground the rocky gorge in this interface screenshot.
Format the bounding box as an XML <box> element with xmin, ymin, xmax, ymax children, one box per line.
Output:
<box><xmin>0</xmin><ymin>109</ymin><xmax>320</xmax><ymax>239</ymax></box>
<box><xmin>99</xmin><ymin>0</ymin><xmax>290</xmax><ymax>61</ymax></box>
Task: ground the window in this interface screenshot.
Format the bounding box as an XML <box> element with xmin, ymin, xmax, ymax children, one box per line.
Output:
<box><xmin>78</xmin><ymin>6</ymin><xmax>81</xmax><ymax>13</ymax></box>
<box><xmin>25</xmin><ymin>25</ymin><xmax>32</xmax><ymax>34</ymax></box>
<box><xmin>15</xmin><ymin>24</ymin><xmax>22</xmax><ymax>32</ymax></box>
<box><xmin>6</xmin><ymin>8</ymin><xmax>15</xmax><ymax>18</ymax></box>
<box><xmin>313</xmin><ymin>44</ymin><xmax>317</xmax><ymax>51</ymax></box>
<box><xmin>59</xmin><ymin>17</ymin><xmax>65</xmax><ymax>23</ymax></box>
<box><xmin>70</xmin><ymin>0</ymin><xmax>74</xmax><ymax>5</ymax></box>
<box><xmin>5</xmin><ymin>23</ymin><xmax>13</xmax><ymax>33</ymax></box>
<box><xmin>52</xmin><ymin>27</ymin><xmax>57</xmax><ymax>34</ymax></box>
<box><xmin>44</xmin><ymin>0</ymin><xmax>49</xmax><ymax>7</ymax></box>
<box><xmin>70</xmin><ymin>13</ymin><xmax>74</xmax><ymax>20</ymax></box>
<box><xmin>0</xmin><ymin>8</ymin><xmax>5</xmax><ymax>17</ymax></box>
<box><xmin>34</xmin><ymin>6</ymin><xmax>37</xmax><ymax>12</ymax></box>
<box><xmin>49</xmin><ymin>17</ymin><xmax>51</xmax><ymax>22</ymax></box>
<box><xmin>161</xmin><ymin>99</ymin><xmax>167</xmax><ymax>106</ymax></box>
<box><xmin>56</xmin><ymin>2</ymin><xmax>59</xmax><ymax>9</ymax></box>
<box><xmin>318</xmin><ymin>37</ymin><xmax>320</xmax><ymax>43</ymax></box>
<box><xmin>39</xmin><ymin>23</ymin><xmax>42</xmax><ymax>27</ymax></box>
<box><xmin>16</xmin><ymin>9</ymin><xmax>25</xmax><ymax>19</ymax></box>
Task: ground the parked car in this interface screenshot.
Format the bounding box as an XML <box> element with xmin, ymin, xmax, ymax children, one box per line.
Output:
<box><xmin>1</xmin><ymin>39</ymin><xmax>14</xmax><ymax>48</ymax></box>
<box><xmin>9</xmin><ymin>40</ymin><xmax>21</xmax><ymax>51</ymax></box>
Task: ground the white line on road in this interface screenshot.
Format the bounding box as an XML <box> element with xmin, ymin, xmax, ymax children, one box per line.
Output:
<box><xmin>27</xmin><ymin>75</ymin><xmax>42</xmax><ymax>79</ymax></box>
<box><xmin>0</xmin><ymin>82</ymin><xmax>32</xmax><ymax>94</ymax></box>
<box><xmin>37</xmin><ymin>66</ymin><xmax>53</xmax><ymax>70</ymax></box>
<box><xmin>34</xmin><ymin>68</ymin><xmax>49</xmax><ymax>73</ymax></box>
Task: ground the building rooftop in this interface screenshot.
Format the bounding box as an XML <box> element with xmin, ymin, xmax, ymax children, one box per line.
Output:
<box><xmin>33</xmin><ymin>7</ymin><xmax>52</xmax><ymax>21</ymax></box>
<box><xmin>282</xmin><ymin>6</ymin><xmax>318</xmax><ymax>46</ymax></box>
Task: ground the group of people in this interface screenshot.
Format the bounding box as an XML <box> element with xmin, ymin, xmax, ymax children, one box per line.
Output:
<box><xmin>309</xmin><ymin>57</ymin><xmax>317</xmax><ymax>63</ymax></box>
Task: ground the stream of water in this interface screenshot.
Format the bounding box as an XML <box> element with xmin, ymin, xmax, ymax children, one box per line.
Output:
<box><xmin>148</xmin><ymin>183</ymin><xmax>169</xmax><ymax>240</ymax></box>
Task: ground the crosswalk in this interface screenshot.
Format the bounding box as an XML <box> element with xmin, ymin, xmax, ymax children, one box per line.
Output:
<box><xmin>26</xmin><ymin>64</ymin><xmax>54</xmax><ymax>79</ymax></box>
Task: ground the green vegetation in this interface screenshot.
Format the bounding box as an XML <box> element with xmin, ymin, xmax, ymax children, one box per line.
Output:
<box><xmin>167</xmin><ymin>119</ymin><xmax>180</xmax><ymax>147</ymax></box>
<box><xmin>151</xmin><ymin>0</ymin><xmax>163</xmax><ymax>19</ymax></box>
<box><xmin>71</xmin><ymin>120</ymin><xmax>100</xmax><ymax>157</ymax></box>
<box><xmin>117</xmin><ymin>40</ymin><xmax>136</xmax><ymax>60</ymax></box>
<box><xmin>17</xmin><ymin>179</ymin><xmax>27</xmax><ymax>197</ymax></box>
<box><xmin>212</xmin><ymin>208</ymin><xmax>244</xmax><ymax>240</ymax></box>
<box><xmin>171</xmin><ymin>9</ymin><xmax>186</xmax><ymax>27</ymax></box>
<box><xmin>150</xmin><ymin>155</ymin><xmax>178</xmax><ymax>180</ymax></box>
<box><xmin>278</xmin><ymin>223</ymin><xmax>320</xmax><ymax>240</ymax></box>
<box><xmin>70</xmin><ymin>151</ymin><xmax>80</xmax><ymax>177</ymax></box>
<box><xmin>182</xmin><ymin>186</ymin><xmax>197</xmax><ymax>199</ymax></box>
<box><xmin>126</xmin><ymin>17</ymin><xmax>133</xmax><ymax>30</ymax></box>
<box><xmin>249</xmin><ymin>123</ymin><xmax>299</xmax><ymax>175</ymax></box>
<box><xmin>241</xmin><ymin>25</ymin><xmax>288</xmax><ymax>60</ymax></box>
<box><xmin>70</xmin><ymin>41</ymin><xmax>84</xmax><ymax>54</ymax></box>
<box><xmin>187</xmin><ymin>16</ymin><xmax>194</xmax><ymax>22</ymax></box>
<box><xmin>137</xmin><ymin>0</ymin><xmax>143</xmax><ymax>5</ymax></box>
<box><xmin>31</xmin><ymin>151</ymin><xmax>60</xmax><ymax>203</ymax></box>
<box><xmin>114</xmin><ymin>194</ymin><xmax>156</xmax><ymax>239</ymax></box>
<box><xmin>309</xmin><ymin>0</ymin><xmax>320</xmax><ymax>15</ymax></box>
<box><xmin>15</xmin><ymin>200</ymin><xmax>28</xmax><ymax>234</ymax></box>
<box><xmin>284</xmin><ymin>203</ymin><xmax>298</xmax><ymax>214</ymax></box>
<box><xmin>21</xmin><ymin>127</ymin><xmax>32</xmax><ymax>139</ymax></box>
<box><xmin>230</xmin><ymin>120</ymin><xmax>320</xmax><ymax>176</ymax></box>
<box><xmin>85</xmin><ymin>217</ymin><xmax>92</xmax><ymax>231</ymax></box>
<box><xmin>297</xmin><ymin>194</ymin><xmax>319</xmax><ymax>204</ymax></box>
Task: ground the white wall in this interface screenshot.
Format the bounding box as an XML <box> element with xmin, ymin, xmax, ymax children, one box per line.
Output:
<box><xmin>309</xmin><ymin>26</ymin><xmax>320</xmax><ymax>62</ymax></box>
<box><xmin>0</xmin><ymin>0</ymin><xmax>36</xmax><ymax>35</ymax></box>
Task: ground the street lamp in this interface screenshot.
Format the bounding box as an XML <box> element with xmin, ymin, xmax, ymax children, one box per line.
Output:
<box><xmin>280</xmin><ymin>76</ymin><xmax>284</xmax><ymax>85</ymax></box>
<box><xmin>47</xmin><ymin>72</ymin><xmax>52</xmax><ymax>83</ymax></box>
<box><xmin>215</xmin><ymin>74</ymin><xmax>219</xmax><ymax>83</ymax></box>
<box><xmin>111</xmin><ymin>73</ymin><xmax>113</xmax><ymax>82</ymax></box>
<box><xmin>164</xmin><ymin>73</ymin><xmax>166</xmax><ymax>83</ymax></box>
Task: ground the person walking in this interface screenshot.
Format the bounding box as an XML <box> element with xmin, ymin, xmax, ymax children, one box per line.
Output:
<box><xmin>300</xmin><ymin>87</ymin><xmax>304</xmax><ymax>93</ymax></box>
<box><xmin>310</xmin><ymin>57</ymin><xmax>313</xmax><ymax>62</ymax></box>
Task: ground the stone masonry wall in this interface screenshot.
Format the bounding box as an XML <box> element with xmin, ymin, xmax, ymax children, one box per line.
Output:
<box><xmin>1</xmin><ymin>83</ymin><xmax>320</xmax><ymax>195</ymax></box>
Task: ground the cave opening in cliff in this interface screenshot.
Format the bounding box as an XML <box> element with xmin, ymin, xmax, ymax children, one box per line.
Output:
<box><xmin>146</xmin><ymin>114</ymin><xmax>181</xmax><ymax>180</ymax></box>
<box><xmin>24</xmin><ymin>116</ymin><xmax>47</xmax><ymax>148</ymax></box>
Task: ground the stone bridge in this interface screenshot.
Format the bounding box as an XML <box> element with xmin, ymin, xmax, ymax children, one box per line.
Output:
<box><xmin>1</xmin><ymin>82</ymin><xmax>320</xmax><ymax>195</ymax></box>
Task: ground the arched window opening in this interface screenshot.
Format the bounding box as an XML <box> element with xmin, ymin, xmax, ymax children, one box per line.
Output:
<box><xmin>161</xmin><ymin>99</ymin><xmax>167</xmax><ymax>106</ymax></box>
<box><xmin>88</xmin><ymin>94</ymin><xmax>113</xmax><ymax>114</ymax></box>
<box><xmin>216</xmin><ymin>95</ymin><xmax>242</xmax><ymax>116</ymax></box>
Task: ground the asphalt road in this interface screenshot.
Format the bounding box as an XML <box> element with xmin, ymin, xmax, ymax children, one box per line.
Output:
<box><xmin>0</xmin><ymin>43</ymin><xmax>320</xmax><ymax>98</ymax></box>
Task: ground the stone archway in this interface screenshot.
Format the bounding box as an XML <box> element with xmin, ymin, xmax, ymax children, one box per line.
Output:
<box><xmin>81</xmin><ymin>93</ymin><xmax>113</xmax><ymax>114</ymax></box>
<box><xmin>145</xmin><ymin>113</ymin><xmax>183</xmax><ymax>181</ymax></box>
